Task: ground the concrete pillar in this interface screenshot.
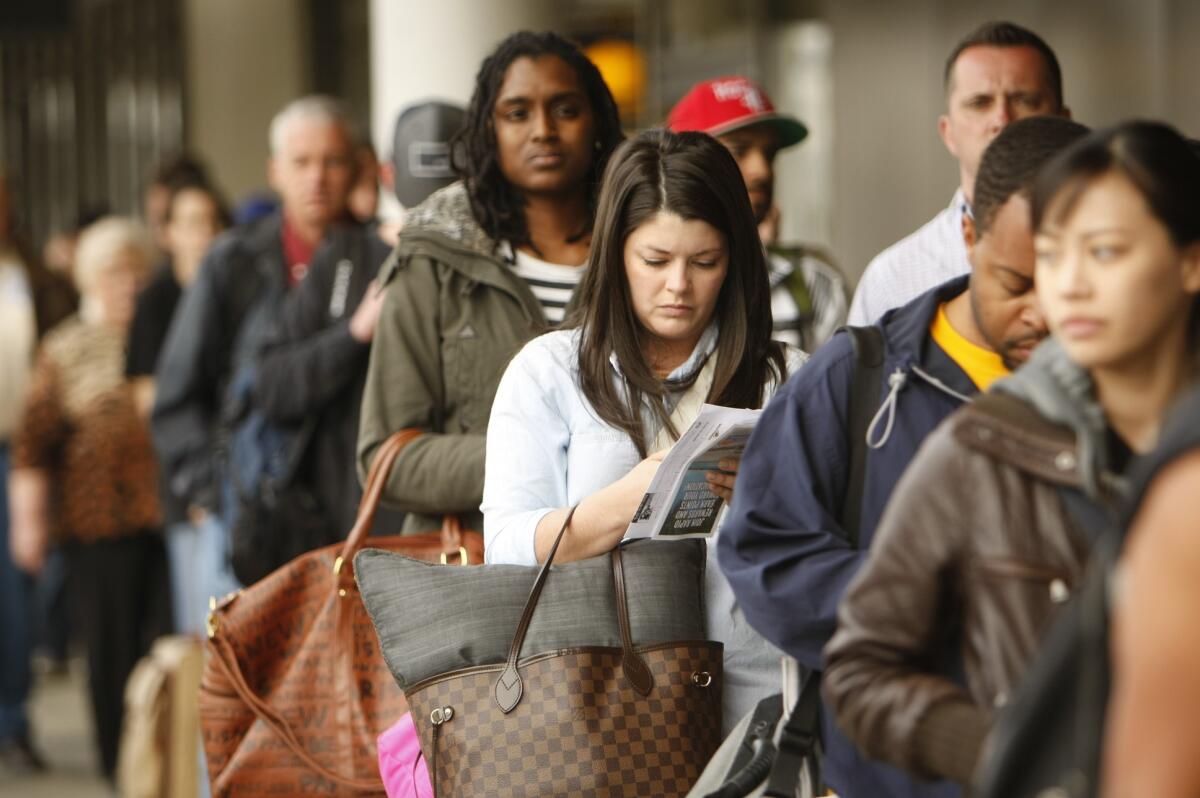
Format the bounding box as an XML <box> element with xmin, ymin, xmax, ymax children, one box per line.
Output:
<box><xmin>367</xmin><ymin>0</ymin><xmax>566</xmax><ymax>214</ymax></box>
<box><xmin>182</xmin><ymin>0</ymin><xmax>310</xmax><ymax>203</ymax></box>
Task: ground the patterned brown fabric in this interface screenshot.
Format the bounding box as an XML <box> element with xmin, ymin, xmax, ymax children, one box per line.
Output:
<box><xmin>200</xmin><ymin>551</ymin><xmax>406</xmax><ymax>796</ymax></box>
<box><xmin>389</xmin><ymin>510</ymin><xmax>723</xmax><ymax>796</ymax></box>
<box><xmin>199</xmin><ymin>429</ymin><xmax>484</xmax><ymax>796</ymax></box>
<box><xmin>11</xmin><ymin>316</ymin><xmax>160</xmax><ymax>541</ymax></box>
<box><xmin>407</xmin><ymin>643</ymin><xmax>723</xmax><ymax>796</ymax></box>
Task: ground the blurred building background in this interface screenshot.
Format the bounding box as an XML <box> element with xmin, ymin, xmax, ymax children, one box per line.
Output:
<box><xmin>2</xmin><ymin>0</ymin><xmax>1199</xmax><ymax>285</ymax></box>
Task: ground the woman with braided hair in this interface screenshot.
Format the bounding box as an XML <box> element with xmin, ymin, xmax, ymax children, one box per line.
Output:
<box><xmin>357</xmin><ymin>31</ymin><xmax>623</xmax><ymax>534</ymax></box>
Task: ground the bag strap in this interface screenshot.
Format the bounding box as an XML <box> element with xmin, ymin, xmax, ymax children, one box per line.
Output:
<box><xmin>494</xmin><ymin>508</ymin><xmax>647</xmax><ymax>712</ymax></box>
<box><xmin>335</xmin><ymin>428</ymin><xmax>465</xmax><ymax>576</ymax></box>
<box><xmin>703</xmin><ymin>695</ymin><xmax>786</xmax><ymax>798</ymax></box>
<box><xmin>1055</xmin><ymin>484</ymin><xmax>1113</xmax><ymax>544</ymax></box>
<box><xmin>494</xmin><ymin>507</ymin><xmax>577</xmax><ymax>713</ymax></box>
<box><xmin>839</xmin><ymin>325</ymin><xmax>885</xmax><ymax>548</ymax></box>
<box><xmin>208</xmin><ymin>633</ymin><xmax>384</xmax><ymax>791</ymax></box>
<box><xmin>762</xmin><ymin>674</ymin><xmax>823</xmax><ymax>797</ymax></box>
<box><xmin>612</xmin><ymin>543</ymin><xmax>653</xmax><ymax>696</ymax></box>
<box><xmin>739</xmin><ymin>326</ymin><xmax>882</xmax><ymax>798</ymax></box>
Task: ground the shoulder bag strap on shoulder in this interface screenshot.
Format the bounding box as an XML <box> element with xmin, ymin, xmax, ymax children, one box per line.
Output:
<box><xmin>336</xmin><ymin>428</ymin><xmax>423</xmax><ymax>571</ymax></box>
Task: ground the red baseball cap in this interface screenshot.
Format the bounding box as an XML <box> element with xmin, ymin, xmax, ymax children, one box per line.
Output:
<box><xmin>666</xmin><ymin>76</ymin><xmax>808</xmax><ymax>148</ymax></box>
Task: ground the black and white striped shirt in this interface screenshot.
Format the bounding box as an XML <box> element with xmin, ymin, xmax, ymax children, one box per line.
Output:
<box><xmin>511</xmin><ymin>248</ymin><xmax>586</xmax><ymax>326</ymax></box>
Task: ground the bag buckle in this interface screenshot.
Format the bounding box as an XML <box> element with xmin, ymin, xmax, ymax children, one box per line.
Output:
<box><xmin>439</xmin><ymin>546</ymin><xmax>470</xmax><ymax>566</ymax></box>
<box><xmin>205</xmin><ymin>590</ymin><xmax>242</xmax><ymax>639</ymax></box>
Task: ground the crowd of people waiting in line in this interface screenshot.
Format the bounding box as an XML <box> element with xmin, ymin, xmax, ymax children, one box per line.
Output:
<box><xmin>2</xmin><ymin>17</ymin><xmax>1200</xmax><ymax>797</ymax></box>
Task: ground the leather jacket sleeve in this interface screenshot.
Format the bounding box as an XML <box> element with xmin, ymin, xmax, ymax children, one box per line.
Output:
<box><xmin>822</xmin><ymin>420</ymin><xmax>990</xmax><ymax>785</ymax></box>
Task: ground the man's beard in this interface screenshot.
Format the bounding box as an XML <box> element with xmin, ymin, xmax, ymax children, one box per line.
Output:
<box><xmin>999</xmin><ymin>333</ymin><xmax>1045</xmax><ymax>370</ymax></box>
<box><xmin>748</xmin><ymin>181</ymin><xmax>772</xmax><ymax>224</ymax></box>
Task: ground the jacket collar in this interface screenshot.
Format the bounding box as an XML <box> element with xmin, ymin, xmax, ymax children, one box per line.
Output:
<box><xmin>953</xmin><ymin>392</ymin><xmax>1084</xmax><ymax>489</ymax></box>
<box><xmin>876</xmin><ymin>274</ymin><xmax>977</xmax><ymax>396</ymax></box>
<box><xmin>856</xmin><ymin>275</ymin><xmax>981</xmax><ymax>450</ymax></box>
<box><xmin>381</xmin><ymin>182</ymin><xmax>545</xmax><ymax>323</ymax></box>
<box><xmin>243</xmin><ymin>211</ymin><xmax>284</xmax><ymax>254</ymax></box>
<box><xmin>238</xmin><ymin>212</ymin><xmax>287</xmax><ymax>284</ymax></box>
<box><xmin>991</xmin><ymin>337</ymin><xmax>1120</xmax><ymax>501</ymax></box>
<box><xmin>401</xmin><ymin>181</ymin><xmax>496</xmax><ymax>259</ymax></box>
<box><xmin>607</xmin><ymin>322</ymin><xmax>719</xmax><ymax>384</ymax></box>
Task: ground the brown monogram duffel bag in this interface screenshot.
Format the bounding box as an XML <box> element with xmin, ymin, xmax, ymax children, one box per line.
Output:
<box><xmin>199</xmin><ymin>429</ymin><xmax>483</xmax><ymax>795</ymax></box>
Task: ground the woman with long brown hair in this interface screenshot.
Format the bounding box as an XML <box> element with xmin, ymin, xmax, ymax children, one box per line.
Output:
<box><xmin>482</xmin><ymin>128</ymin><xmax>804</xmax><ymax>730</ymax></box>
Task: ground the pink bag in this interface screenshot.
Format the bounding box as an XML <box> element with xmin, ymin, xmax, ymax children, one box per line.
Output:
<box><xmin>378</xmin><ymin>713</ymin><xmax>433</xmax><ymax>798</ymax></box>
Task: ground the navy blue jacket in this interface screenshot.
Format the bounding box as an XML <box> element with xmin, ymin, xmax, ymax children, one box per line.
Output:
<box><xmin>718</xmin><ymin>275</ymin><xmax>975</xmax><ymax>798</ymax></box>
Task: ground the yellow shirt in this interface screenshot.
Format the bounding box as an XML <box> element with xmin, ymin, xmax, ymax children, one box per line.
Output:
<box><xmin>929</xmin><ymin>303</ymin><xmax>1010</xmax><ymax>391</ymax></box>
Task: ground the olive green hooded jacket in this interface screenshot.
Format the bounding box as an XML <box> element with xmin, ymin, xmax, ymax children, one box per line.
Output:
<box><xmin>357</xmin><ymin>182</ymin><xmax>553</xmax><ymax>533</ymax></box>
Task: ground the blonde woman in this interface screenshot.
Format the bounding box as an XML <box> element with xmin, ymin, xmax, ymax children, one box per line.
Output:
<box><xmin>9</xmin><ymin>217</ymin><xmax>171</xmax><ymax>779</ymax></box>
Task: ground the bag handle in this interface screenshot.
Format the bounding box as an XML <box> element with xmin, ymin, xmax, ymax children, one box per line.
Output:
<box><xmin>493</xmin><ymin>510</ymin><xmax>649</xmax><ymax>712</ymax></box>
<box><xmin>208</xmin><ymin>633</ymin><xmax>385</xmax><ymax>791</ymax></box>
<box><xmin>334</xmin><ymin>429</ymin><xmax>465</xmax><ymax>577</ymax></box>
<box><xmin>612</xmin><ymin>543</ymin><xmax>652</xmax><ymax>695</ymax></box>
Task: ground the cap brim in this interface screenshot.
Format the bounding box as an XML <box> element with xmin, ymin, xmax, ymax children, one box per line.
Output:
<box><xmin>709</xmin><ymin>112</ymin><xmax>808</xmax><ymax>148</ymax></box>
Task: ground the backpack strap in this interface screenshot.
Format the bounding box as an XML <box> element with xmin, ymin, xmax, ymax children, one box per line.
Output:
<box><xmin>762</xmin><ymin>674</ymin><xmax>823</xmax><ymax>798</ymax></box>
<box><xmin>705</xmin><ymin>325</ymin><xmax>888</xmax><ymax>798</ymax></box>
<box><xmin>839</xmin><ymin>325</ymin><xmax>886</xmax><ymax>547</ymax></box>
<box><xmin>703</xmin><ymin>695</ymin><xmax>786</xmax><ymax>798</ymax></box>
<box><xmin>728</xmin><ymin>695</ymin><xmax>785</xmax><ymax>784</ymax></box>
<box><xmin>755</xmin><ymin>325</ymin><xmax>884</xmax><ymax>796</ymax></box>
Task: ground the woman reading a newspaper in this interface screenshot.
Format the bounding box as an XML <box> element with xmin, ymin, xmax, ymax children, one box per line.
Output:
<box><xmin>482</xmin><ymin>128</ymin><xmax>806</xmax><ymax>729</ymax></box>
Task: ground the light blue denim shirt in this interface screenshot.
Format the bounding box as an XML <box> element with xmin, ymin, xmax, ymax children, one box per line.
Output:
<box><xmin>482</xmin><ymin>327</ymin><xmax>807</xmax><ymax>732</ymax></box>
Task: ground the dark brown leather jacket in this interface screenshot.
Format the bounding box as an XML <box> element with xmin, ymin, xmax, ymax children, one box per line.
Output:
<box><xmin>823</xmin><ymin>391</ymin><xmax>1119</xmax><ymax>786</ymax></box>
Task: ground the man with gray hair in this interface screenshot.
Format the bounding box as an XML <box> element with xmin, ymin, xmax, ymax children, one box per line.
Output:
<box><xmin>151</xmin><ymin>94</ymin><xmax>357</xmax><ymax>601</ymax></box>
<box><xmin>237</xmin><ymin>100</ymin><xmax>467</xmax><ymax>580</ymax></box>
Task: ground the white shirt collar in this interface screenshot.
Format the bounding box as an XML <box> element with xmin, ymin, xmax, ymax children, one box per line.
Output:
<box><xmin>952</xmin><ymin>187</ymin><xmax>972</xmax><ymax>220</ymax></box>
<box><xmin>608</xmin><ymin>321</ymin><xmax>720</xmax><ymax>385</ymax></box>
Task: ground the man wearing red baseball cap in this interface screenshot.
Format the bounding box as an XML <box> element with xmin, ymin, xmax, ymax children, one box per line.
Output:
<box><xmin>668</xmin><ymin>76</ymin><xmax>847</xmax><ymax>351</ymax></box>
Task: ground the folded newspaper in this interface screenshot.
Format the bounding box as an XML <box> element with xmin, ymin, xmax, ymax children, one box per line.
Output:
<box><xmin>624</xmin><ymin>404</ymin><xmax>762</xmax><ymax>540</ymax></box>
